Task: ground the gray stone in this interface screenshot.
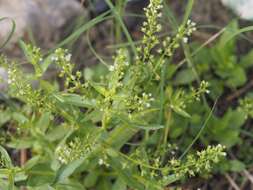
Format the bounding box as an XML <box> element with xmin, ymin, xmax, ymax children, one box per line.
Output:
<box><xmin>0</xmin><ymin>67</ymin><xmax>7</xmax><ymax>91</ymax></box>
<box><xmin>0</xmin><ymin>0</ymin><xmax>84</xmax><ymax>49</ymax></box>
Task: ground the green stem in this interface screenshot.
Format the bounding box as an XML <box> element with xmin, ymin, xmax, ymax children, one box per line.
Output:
<box><xmin>105</xmin><ymin>0</ymin><xmax>137</xmax><ymax>57</ymax></box>
<box><xmin>115</xmin><ymin>0</ymin><xmax>124</xmax><ymax>43</ymax></box>
<box><xmin>163</xmin><ymin>108</ymin><xmax>171</xmax><ymax>145</ymax></box>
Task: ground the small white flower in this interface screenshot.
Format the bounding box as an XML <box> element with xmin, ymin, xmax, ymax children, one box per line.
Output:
<box><xmin>183</xmin><ymin>37</ymin><xmax>188</xmax><ymax>43</ymax></box>
<box><xmin>98</xmin><ymin>159</ymin><xmax>104</xmax><ymax>165</ymax></box>
<box><xmin>65</xmin><ymin>53</ymin><xmax>72</xmax><ymax>62</ymax></box>
<box><xmin>51</xmin><ymin>56</ymin><xmax>58</xmax><ymax>61</ymax></box>
<box><xmin>109</xmin><ymin>65</ymin><xmax>115</xmax><ymax>71</ymax></box>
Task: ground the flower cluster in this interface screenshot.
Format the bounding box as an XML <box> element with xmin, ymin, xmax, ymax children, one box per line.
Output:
<box><xmin>56</xmin><ymin>136</ymin><xmax>96</xmax><ymax>164</ymax></box>
<box><xmin>108</xmin><ymin>49</ymin><xmax>129</xmax><ymax>88</ymax></box>
<box><xmin>239</xmin><ymin>97</ymin><xmax>253</xmax><ymax>119</ymax></box>
<box><xmin>168</xmin><ymin>144</ymin><xmax>226</xmax><ymax>178</ymax></box>
<box><xmin>25</xmin><ymin>45</ymin><xmax>43</xmax><ymax>77</ymax></box>
<box><xmin>138</xmin><ymin>0</ymin><xmax>163</xmax><ymax>62</ymax></box>
<box><xmin>51</xmin><ymin>48</ymin><xmax>82</xmax><ymax>92</ymax></box>
<box><xmin>188</xmin><ymin>80</ymin><xmax>210</xmax><ymax>101</ymax></box>
<box><xmin>134</xmin><ymin>92</ymin><xmax>155</xmax><ymax>111</ymax></box>
<box><xmin>161</xmin><ymin>19</ymin><xmax>197</xmax><ymax>57</ymax></box>
<box><xmin>7</xmin><ymin>64</ymin><xmax>46</xmax><ymax>109</ymax></box>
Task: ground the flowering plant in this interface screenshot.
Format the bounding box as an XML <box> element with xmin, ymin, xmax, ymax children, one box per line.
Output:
<box><xmin>0</xmin><ymin>0</ymin><xmax>226</xmax><ymax>189</ymax></box>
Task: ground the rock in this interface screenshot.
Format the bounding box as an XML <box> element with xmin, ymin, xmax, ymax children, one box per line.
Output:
<box><xmin>222</xmin><ymin>0</ymin><xmax>253</xmax><ymax>20</ymax></box>
<box><xmin>0</xmin><ymin>0</ymin><xmax>84</xmax><ymax>49</ymax></box>
<box><xmin>0</xmin><ymin>67</ymin><xmax>7</xmax><ymax>91</ymax></box>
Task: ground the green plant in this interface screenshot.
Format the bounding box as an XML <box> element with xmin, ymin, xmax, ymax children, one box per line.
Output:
<box><xmin>0</xmin><ymin>0</ymin><xmax>228</xmax><ymax>189</ymax></box>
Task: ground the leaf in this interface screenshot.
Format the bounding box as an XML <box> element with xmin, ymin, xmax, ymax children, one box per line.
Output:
<box><xmin>7</xmin><ymin>139</ymin><xmax>34</xmax><ymax>149</ymax></box>
<box><xmin>162</xmin><ymin>174</ymin><xmax>180</xmax><ymax>186</ymax></box>
<box><xmin>226</xmin><ymin>67</ymin><xmax>246</xmax><ymax>88</ymax></box>
<box><xmin>55</xmin><ymin>179</ymin><xmax>86</xmax><ymax>190</ymax></box>
<box><xmin>54</xmin><ymin>93</ymin><xmax>96</xmax><ymax>108</ymax></box>
<box><xmin>112</xmin><ymin>178</ymin><xmax>127</xmax><ymax>190</ymax></box>
<box><xmin>108</xmin><ymin>157</ymin><xmax>144</xmax><ymax>190</ymax></box>
<box><xmin>37</xmin><ymin>112</ymin><xmax>51</xmax><ymax>133</ymax></box>
<box><xmin>174</xmin><ymin>68</ymin><xmax>197</xmax><ymax>85</ymax></box>
<box><xmin>0</xmin><ymin>109</ymin><xmax>11</xmax><ymax>127</ymax></box>
<box><xmin>0</xmin><ymin>145</ymin><xmax>13</xmax><ymax>168</ymax></box>
<box><xmin>12</xmin><ymin>113</ymin><xmax>29</xmax><ymax>124</ymax></box>
<box><xmin>229</xmin><ymin>160</ymin><xmax>245</xmax><ymax>172</ymax></box>
<box><xmin>240</xmin><ymin>49</ymin><xmax>253</xmax><ymax>68</ymax></box>
<box><xmin>27</xmin><ymin>163</ymin><xmax>56</xmax><ymax>187</ymax></box>
<box><xmin>89</xmin><ymin>82</ymin><xmax>107</xmax><ymax>96</ymax></box>
<box><xmin>54</xmin><ymin>158</ymin><xmax>86</xmax><ymax>183</ymax></box>
<box><xmin>118</xmin><ymin>116</ymin><xmax>164</xmax><ymax>130</ymax></box>
<box><xmin>97</xmin><ymin>177</ymin><xmax>112</xmax><ymax>190</ymax></box>
<box><xmin>84</xmin><ymin>171</ymin><xmax>99</xmax><ymax>188</ymax></box>
<box><xmin>172</xmin><ymin>106</ymin><xmax>191</xmax><ymax>118</ymax></box>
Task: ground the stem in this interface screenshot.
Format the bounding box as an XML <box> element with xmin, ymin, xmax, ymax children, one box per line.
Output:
<box><xmin>105</xmin><ymin>0</ymin><xmax>137</xmax><ymax>57</ymax></box>
<box><xmin>20</xmin><ymin>149</ymin><xmax>27</xmax><ymax>166</ymax></box>
<box><xmin>115</xmin><ymin>0</ymin><xmax>124</xmax><ymax>43</ymax></box>
<box><xmin>163</xmin><ymin>108</ymin><xmax>171</xmax><ymax>145</ymax></box>
<box><xmin>102</xmin><ymin>113</ymin><xmax>107</xmax><ymax>129</ymax></box>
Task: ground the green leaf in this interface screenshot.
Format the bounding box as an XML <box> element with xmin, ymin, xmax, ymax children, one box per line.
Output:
<box><xmin>0</xmin><ymin>109</ymin><xmax>11</xmax><ymax>127</ymax></box>
<box><xmin>54</xmin><ymin>93</ymin><xmax>96</xmax><ymax>108</ymax></box>
<box><xmin>84</xmin><ymin>171</ymin><xmax>99</xmax><ymax>188</ymax></box>
<box><xmin>172</xmin><ymin>106</ymin><xmax>191</xmax><ymax>118</ymax></box>
<box><xmin>226</xmin><ymin>67</ymin><xmax>246</xmax><ymax>88</ymax></box>
<box><xmin>0</xmin><ymin>145</ymin><xmax>13</xmax><ymax>168</ymax></box>
<box><xmin>27</xmin><ymin>163</ymin><xmax>56</xmax><ymax>187</ymax></box>
<box><xmin>54</xmin><ymin>158</ymin><xmax>86</xmax><ymax>183</ymax></box>
<box><xmin>162</xmin><ymin>174</ymin><xmax>180</xmax><ymax>186</ymax></box>
<box><xmin>174</xmin><ymin>68</ymin><xmax>197</xmax><ymax>85</ymax></box>
<box><xmin>108</xmin><ymin>157</ymin><xmax>144</xmax><ymax>190</ymax></box>
<box><xmin>7</xmin><ymin>139</ymin><xmax>34</xmax><ymax>149</ymax></box>
<box><xmin>229</xmin><ymin>160</ymin><xmax>245</xmax><ymax>172</ymax></box>
<box><xmin>89</xmin><ymin>82</ymin><xmax>107</xmax><ymax>96</ymax></box>
<box><xmin>37</xmin><ymin>112</ymin><xmax>51</xmax><ymax>133</ymax></box>
<box><xmin>97</xmin><ymin>177</ymin><xmax>112</xmax><ymax>190</ymax></box>
<box><xmin>112</xmin><ymin>178</ymin><xmax>126</xmax><ymax>190</ymax></box>
<box><xmin>12</xmin><ymin>113</ymin><xmax>29</xmax><ymax>124</ymax></box>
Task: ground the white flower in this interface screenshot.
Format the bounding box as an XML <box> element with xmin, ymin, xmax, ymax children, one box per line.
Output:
<box><xmin>183</xmin><ymin>37</ymin><xmax>188</xmax><ymax>43</ymax></box>
<box><xmin>65</xmin><ymin>53</ymin><xmax>72</xmax><ymax>62</ymax></box>
<box><xmin>98</xmin><ymin>159</ymin><xmax>104</xmax><ymax>165</ymax></box>
<box><xmin>51</xmin><ymin>56</ymin><xmax>58</xmax><ymax>61</ymax></box>
<box><xmin>109</xmin><ymin>65</ymin><xmax>115</xmax><ymax>71</ymax></box>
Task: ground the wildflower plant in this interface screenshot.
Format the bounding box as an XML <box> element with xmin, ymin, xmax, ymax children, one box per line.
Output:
<box><xmin>0</xmin><ymin>0</ymin><xmax>227</xmax><ymax>189</ymax></box>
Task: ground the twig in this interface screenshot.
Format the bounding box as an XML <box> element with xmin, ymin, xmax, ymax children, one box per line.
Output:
<box><xmin>243</xmin><ymin>170</ymin><xmax>253</xmax><ymax>185</ymax></box>
<box><xmin>226</xmin><ymin>80</ymin><xmax>253</xmax><ymax>102</ymax></box>
<box><xmin>20</xmin><ymin>149</ymin><xmax>27</xmax><ymax>166</ymax></box>
<box><xmin>177</xmin><ymin>27</ymin><xmax>226</xmax><ymax>68</ymax></box>
<box><xmin>225</xmin><ymin>174</ymin><xmax>240</xmax><ymax>190</ymax></box>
